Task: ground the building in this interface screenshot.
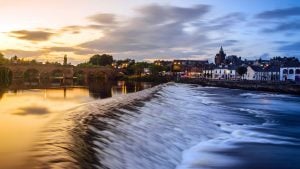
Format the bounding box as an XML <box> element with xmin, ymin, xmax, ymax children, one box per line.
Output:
<box><xmin>253</xmin><ymin>58</ymin><xmax>270</xmax><ymax>67</ymax></box>
<box><xmin>213</xmin><ymin>65</ymin><xmax>238</xmax><ymax>80</ymax></box>
<box><xmin>203</xmin><ymin>64</ymin><xmax>215</xmax><ymax>78</ymax></box>
<box><xmin>172</xmin><ymin>60</ymin><xmax>208</xmax><ymax>76</ymax></box>
<box><xmin>112</xmin><ymin>59</ymin><xmax>135</xmax><ymax>69</ymax></box>
<box><xmin>246</xmin><ymin>65</ymin><xmax>267</xmax><ymax>81</ymax></box>
<box><xmin>154</xmin><ymin>60</ymin><xmax>172</xmax><ymax>72</ymax></box>
<box><xmin>215</xmin><ymin>46</ymin><xmax>226</xmax><ymax>65</ymax></box>
<box><xmin>280</xmin><ymin>66</ymin><xmax>300</xmax><ymax>82</ymax></box>
<box><xmin>154</xmin><ymin>60</ymin><xmax>172</xmax><ymax>67</ymax></box>
<box><xmin>224</xmin><ymin>55</ymin><xmax>242</xmax><ymax>66</ymax></box>
<box><xmin>264</xmin><ymin>65</ymin><xmax>280</xmax><ymax>81</ymax></box>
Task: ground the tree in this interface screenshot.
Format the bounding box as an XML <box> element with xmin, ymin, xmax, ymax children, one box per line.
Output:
<box><xmin>133</xmin><ymin>62</ymin><xmax>149</xmax><ymax>76</ymax></box>
<box><xmin>77</xmin><ymin>62</ymin><xmax>93</xmax><ymax>67</ymax></box>
<box><xmin>0</xmin><ymin>53</ymin><xmax>8</xmax><ymax>65</ymax></box>
<box><xmin>89</xmin><ymin>54</ymin><xmax>113</xmax><ymax>66</ymax></box>
<box><xmin>149</xmin><ymin>64</ymin><xmax>166</xmax><ymax>75</ymax></box>
<box><xmin>0</xmin><ymin>67</ymin><xmax>12</xmax><ymax>85</ymax></box>
<box><xmin>236</xmin><ymin>66</ymin><xmax>247</xmax><ymax>79</ymax></box>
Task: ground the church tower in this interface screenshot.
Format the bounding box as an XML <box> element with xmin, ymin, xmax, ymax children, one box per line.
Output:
<box><xmin>215</xmin><ymin>46</ymin><xmax>226</xmax><ymax>65</ymax></box>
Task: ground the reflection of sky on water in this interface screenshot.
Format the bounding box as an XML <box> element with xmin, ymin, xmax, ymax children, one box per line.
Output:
<box><xmin>0</xmin><ymin>88</ymin><xmax>91</xmax><ymax>155</ymax></box>
<box><xmin>0</xmin><ymin>81</ymin><xmax>152</xmax><ymax>167</ymax></box>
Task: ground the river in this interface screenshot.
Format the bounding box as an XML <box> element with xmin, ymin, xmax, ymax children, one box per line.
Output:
<box><xmin>0</xmin><ymin>82</ymin><xmax>300</xmax><ymax>169</ymax></box>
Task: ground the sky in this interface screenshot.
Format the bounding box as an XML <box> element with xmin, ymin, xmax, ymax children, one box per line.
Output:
<box><xmin>0</xmin><ymin>0</ymin><xmax>300</xmax><ymax>64</ymax></box>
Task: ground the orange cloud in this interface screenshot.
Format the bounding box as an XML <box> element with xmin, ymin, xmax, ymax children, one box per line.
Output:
<box><xmin>8</xmin><ymin>30</ymin><xmax>55</xmax><ymax>41</ymax></box>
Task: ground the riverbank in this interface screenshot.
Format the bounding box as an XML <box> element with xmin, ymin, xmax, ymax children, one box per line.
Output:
<box><xmin>177</xmin><ymin>78</ymin><xmax>300</xmax><ymax>95</ymax></box>
<box><xmin>119</xmin><ymin>74</ymin><xmax>172</xmax><ymax>83</ymax></box>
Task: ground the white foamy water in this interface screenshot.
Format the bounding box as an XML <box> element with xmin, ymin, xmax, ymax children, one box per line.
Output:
<box><xmin>81</xmin><ymin>83</ymin><xmax>300</xmax><ymax>169</ymax></box>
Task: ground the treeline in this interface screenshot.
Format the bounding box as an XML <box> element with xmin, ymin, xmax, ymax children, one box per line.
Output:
<box><xmin>77</xmin><ymin>54</ymin><xmax>170</xmax><ymax>75</ymax></box>
<box><xmin>77</xmin><ymin>54</ymin><xmax>113</xmax><ymax>67</ymax></box>
<box><xmin>0</xmin><ymin>53</ymin><xmax>64</xmax><ymax>65</ymax></box>
<box><xmin>77</xmin><ymin>54</ymin><xmax>171</xmax><ymax>82</ymax></box>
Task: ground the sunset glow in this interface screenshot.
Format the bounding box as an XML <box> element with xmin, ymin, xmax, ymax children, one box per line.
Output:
<box><xmin>1</xmin><ymin>0</ymin><xmax>300</xmax><ymax>64</ymax></box>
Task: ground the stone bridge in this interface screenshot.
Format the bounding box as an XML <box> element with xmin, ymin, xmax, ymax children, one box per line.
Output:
<box><xmin>0</xmin><ymin>64</ymin><xmax>115</xmax><ymax>82</ymax></box>
<box><xmin>73</xmin><ymin>66</ymin><xmax>116</xmax><ymax>81</ymax></box>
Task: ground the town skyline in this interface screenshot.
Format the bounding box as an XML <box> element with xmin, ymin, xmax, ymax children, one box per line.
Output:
<box><xmin>0</xmin><ymin>0</ymin><xmax>300</xmax><ymax>64</ymax></box>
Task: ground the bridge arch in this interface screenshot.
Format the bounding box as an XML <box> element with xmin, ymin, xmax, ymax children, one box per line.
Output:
<box><xmin>13</xmin><ymin>69</ymin><xmax>24</xmax><ymax>79</ymax></box>
<box><xmin>74</xmin><ymin>70</ymin><xmax>85</xmax><ymax>79</ymax></box>
<box><xmin>24</xmin><ymin>68</ymin><xmax>40</xmax><ymax>83</ymax></box>
<box><xmin>51</xmin><ymin>69</ymin><xmax>64</xmax><ymax>78</ymax></box>
<box><xmin>88</xmin><ymin>71</ymin><xmax>106</xmax><ymax>80</ymax></box>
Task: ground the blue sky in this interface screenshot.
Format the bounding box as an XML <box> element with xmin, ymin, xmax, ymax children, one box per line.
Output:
<box><xmin>0</xmin><ymin>0</ymin><xmax>299</xmax><ymax>63</ymax></box>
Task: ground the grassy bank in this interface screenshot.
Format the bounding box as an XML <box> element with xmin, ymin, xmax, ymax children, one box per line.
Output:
<box><xmin>118</xmin><ymin>75</ymin><xmax>172</xmax><ymax>83</ymax></box>
<box><xmin>177</xmin><ymin>78</ymin><xmax>300</xmax><ymax>95</ymax></box>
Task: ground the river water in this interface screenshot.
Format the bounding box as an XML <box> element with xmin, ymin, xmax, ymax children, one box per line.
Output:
<box><xmin>1</xmin><ymin>82</ymin><xmax>300</xmax><ymax>169</ymax></box>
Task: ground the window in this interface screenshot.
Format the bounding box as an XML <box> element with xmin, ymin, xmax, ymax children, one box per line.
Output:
<box><xmin>296</xmin><ymin>69</ymin><xmax>300</xmax><ymax>74</ymax></box>
<box><xmin>283</xmin><ymin>69</ymin><xmax>288</xmax><ymax>74</ymax></box>
<box><xmin>289</xmin><ymin>69</ymin><xmax>294</xmax><ymax>74</ymax></box>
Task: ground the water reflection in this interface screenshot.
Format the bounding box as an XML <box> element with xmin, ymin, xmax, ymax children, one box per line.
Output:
<box><xmin>0</xmin><ymin>80</ymin><xmax>153</xmax><ymax>99</ymax></box>
<box><xmin>0</xmin><ymin>80</ymin><xmax>153</xmax><ymax>169</ymax></box>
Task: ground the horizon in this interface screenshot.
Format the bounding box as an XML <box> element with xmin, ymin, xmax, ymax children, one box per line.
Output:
<box><xmin>0</xmin><ymin>0</ymin><xmax>300</xmax><ymax>64</ymax></box>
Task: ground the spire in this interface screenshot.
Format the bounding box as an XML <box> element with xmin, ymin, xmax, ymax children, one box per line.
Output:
<box><xmin>63</xmin><ymin>54</ymin><xmax>67</xmax><ymax>66</ymax></box>
<box><xmin>220</xmin><ymin>46</ymin><xmax>224</xmax><ymax>53</ymax></box>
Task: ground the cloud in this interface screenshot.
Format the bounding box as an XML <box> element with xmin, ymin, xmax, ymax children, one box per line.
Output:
<box><xmin>205</xmin><ymin>12</ymin><xmax>246</xmax><ymax>30</ymax></box>
<box><xmin>2</xmin><ymin>4</ymin><xmax>255</xmax><ymax>62</ymax></box>
<box><xmin>279</xmin><ymin>41</ymin><xmax>300</xmax><ymax>52</ymax></box>
<box><xmin>9</xmin><ymin>30</ymin><xmax>54</xmax><ymax>41</ymax></box>
<box><xmin>135</xmin><ymin>4</ymin><xmax>211</xmax><ymax>24</ymax></box>
<box><xmin>43</xmin><ymin>46</ymin><xmax>100</xmax><ymax>55</ymax></box>
<box><xmin>88</xmin><ymin>13</ymin><xmax>117</xmax><ymax>25</ymax></box>
<box><xmin>224</xmin><ymin>40</ymin><xmax>239</xmax><ymax>45</ymax></box>
<box><xmin>59</xmin><ymin>23</ymin><xmax>113</xmax><ymax>35</ymax></box>
<box><xmin>261</xmin><ymin>21</ymin><xmax>300</xmax><ymax>33</ymax></box>
<box><xmin>79</xmin><ymin>4</ymin><xmax>245</xmax><ymax>60</ymax></box>
<box><xmin>273</xmin><ymin>41</ymin><xmax>289</xmax><ymax>44</ymax></box>
<box><xmin>256</xmin><ymin>7</ymin><xmax>300</xmax><ymax>19</ymax></box>
<box><xmin>255</xmin><ymin>7</ymin><xmax>300</xmax><ymax>34</ymax></box>
<box><xmin>44</xmin><ymin>46</ymin><xmax>78</xmax><ymax>52</ymax></box>
<box><xmin>1</xmin><ymin>49</ymin><xmax>47</xmax><ymax>58</ymax></box>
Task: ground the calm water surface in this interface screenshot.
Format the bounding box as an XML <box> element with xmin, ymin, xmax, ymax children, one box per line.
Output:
<box><xmin>0</xmin><ymin>81</ymin><xmax>153</xmax><ymax>168</ymax></box>
<box><xmin>0</xmin><ymin>82</ymin><xmax>300</xmax><ymax>169</ymax></box>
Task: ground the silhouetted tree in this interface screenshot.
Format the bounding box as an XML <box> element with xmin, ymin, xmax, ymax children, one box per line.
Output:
<box><xmin>132</xmin><ymin>62</ymin><xmax>149</xmax><ymax>76</ymax></box>
<box><xmin>149</xmin><ymin>64</ymin><xmax>166</xmax><ymax>75</ymax></box>
<box><xmin>89</xmin><ymin>54</ymin><xmax>113</xmax><ymax>66</ymax></box>
<box><xmin>236</xmin><ymin>66</ymin><xmax>247</xmax><ymax>79</ymax></box>
<box><xmin>0</xmin><ymin>53</ymin><xmax>8</xmax><ymax>64</ymax></box>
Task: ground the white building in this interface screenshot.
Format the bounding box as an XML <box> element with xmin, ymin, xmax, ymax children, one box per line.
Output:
<box><xmin>246</xmin><ymin>66</ymin><xmax>267</xmax><ymax>81</ymax></box>
<box><xmin>213</xmin><ymin>65</ymin><xmax>238</xmax><ymax>80</ymax></box>
<box><xmin>264</xmin><ymin>65</ymin><xmax>280</xmax><ymax>81</ymax></box>
<box><xmin>280</xmin><ymin>67</ymin><xmax>300</xmax><ymax>82</ymax></box>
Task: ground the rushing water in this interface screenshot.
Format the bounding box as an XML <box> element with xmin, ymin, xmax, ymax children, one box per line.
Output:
<box><xmin>1</xmin><ymin>82</ymin><xmax>300</xmax><ymax>169</ymax></box>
